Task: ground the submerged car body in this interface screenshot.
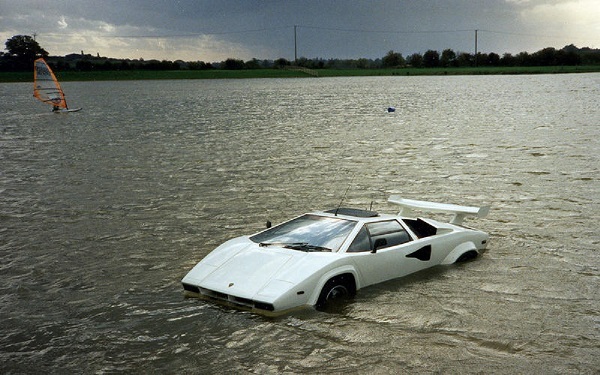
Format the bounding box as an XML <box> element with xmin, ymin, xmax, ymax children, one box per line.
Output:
<box><xmin>182</xmin><ymin>196</ymin><xmax>490</xmax><ymax>315</ymax></box>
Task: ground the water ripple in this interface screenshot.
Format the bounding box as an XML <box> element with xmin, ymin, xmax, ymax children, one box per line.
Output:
<box><xmin>1</xmin><ymin>74</ymin><xmax>598</xmax><ymax>373</ymax></box>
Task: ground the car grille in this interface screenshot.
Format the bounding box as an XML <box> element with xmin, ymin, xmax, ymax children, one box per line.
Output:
<box><xmin>182</xmin><ymin>283</ymin><xmax>274</xmax><ymax>311</ymax></box>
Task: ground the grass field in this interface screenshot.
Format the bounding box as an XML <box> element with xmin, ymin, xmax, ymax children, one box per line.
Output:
<box><xmin>2</xmin><ymin>65</ymin><xmax>599</xmax><ymax>82</ymax></box>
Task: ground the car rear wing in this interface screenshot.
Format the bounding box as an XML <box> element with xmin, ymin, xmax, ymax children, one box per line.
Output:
<box><xmin>388</xmin><ymin>195</ymin><xmax>490</xmax><ymax>225</ymax></box>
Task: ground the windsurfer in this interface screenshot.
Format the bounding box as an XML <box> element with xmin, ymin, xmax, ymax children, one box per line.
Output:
<box><xmin>34</xmin><ymin>58</ymin><xmax>80</xmax><ymax>112</ymax></box>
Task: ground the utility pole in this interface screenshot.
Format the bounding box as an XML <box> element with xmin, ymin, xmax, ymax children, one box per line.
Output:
<box><xmin>474</xmin><ymin>29</ymin><xmax>478</xmax><ymax>67</ymax></box>
<box><xmin>294</xmin><ymin>25</ymin><xmax>298</xmax><ymax>64</ymax></box>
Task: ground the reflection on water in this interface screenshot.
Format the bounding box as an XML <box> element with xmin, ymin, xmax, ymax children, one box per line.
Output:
<box><xmin>1</xmin><ymin>74</ymin><xmax>599</xmax><ymax>373</ymax></box>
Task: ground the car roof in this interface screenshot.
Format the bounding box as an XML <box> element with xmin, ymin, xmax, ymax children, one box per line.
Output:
<box><xmin>314</xmin><ymin>208</ymin><xmax>400</xmax><ymax>222</ymax></box>
<box><xmin>324</xmin><ymin>208</ymin><xmax>379</xmax><ymax>217</ymax></box>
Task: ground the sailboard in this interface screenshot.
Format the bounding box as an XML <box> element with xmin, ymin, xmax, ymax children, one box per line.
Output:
<box><xmin>33</xmin><ymin>58</ymin><xmax>81</xmax><ymax>113</ymax></box>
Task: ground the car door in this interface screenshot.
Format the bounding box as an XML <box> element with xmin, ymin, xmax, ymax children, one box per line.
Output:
<box><xmin>346</xmin><ymin>220</ymin><xmax>436</xmax><ymax>287</ymax></box>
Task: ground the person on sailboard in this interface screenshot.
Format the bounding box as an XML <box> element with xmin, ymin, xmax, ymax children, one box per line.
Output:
<box><xmin>52</xmin><ymin>105</ymin><xmax>60</xmax><ymax>112</ymax></box>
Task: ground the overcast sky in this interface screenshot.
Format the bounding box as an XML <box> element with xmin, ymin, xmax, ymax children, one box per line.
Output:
<box><xmin>1</xmin><ymin>0</ymin><xmax>599</xmax><ymax>62</ymax></box>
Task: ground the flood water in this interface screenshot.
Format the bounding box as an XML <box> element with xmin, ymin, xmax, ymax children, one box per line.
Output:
<box><xmin>1</xmin><ymin>74</ymin><xmax>598</xmax><ymax>374</ymax></box>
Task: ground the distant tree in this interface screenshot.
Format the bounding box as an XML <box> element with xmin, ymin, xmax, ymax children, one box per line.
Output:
<box><xmin>531</xmin><ymin>47</ymin><xmax>557</xmax><ymax>66</ymax></box>
<box><xmin>101</xmin><ymin>60</ymin><xmax>114</xmax><ymax>70</ymax></box>
<box><xmin>406</xmin><ymin>53</ymin><xmax>423</xmax><ymax>67</ymax></box>
<box><xmin>119</xmin><ymin>60</ymin><xmax>132</xmax><ymax>70</ymax></box>
<box><xmin>143</xmin><ymin>59</ymin><xmax>162</xmax><ymax>70</ymax></box>
<box><xmin>382</xmin><ymin>50</ymin><xmax>405</xmax><ymax>68</ymax></box>
<box><xmin>487</xmin><ymin>52</ymin><xmax>500</xmax><ymax>66</ymax></box>
<box><xmin>555</xmin><ymin>50</ymin><xmax>580</xmax><ymax>65</ymax></box>
<box><xmin>515</xmin><ymin>51</ymin><xmax>531</xmax><ymax>66</ymax></box>
<box><xmin>75</xmin><ymin>59</ymin><xmax>93</xmax><ymax>71</ymax></box>
<box><xmin>337</xmin><ymin>58</ymin><xmax>357</xmax><ymax>68</ymax></box>
<box><xmin>296</xmin><ymin>57</ymin><xmax>309</xmax><ymax>68</ymax></box>
<box><xmin>223</xmin><ymin>58</ymin><xmax>244</xmax><ymax>70</ymax></box>
<box><xmin>4</xmin><ymin>35</ymin><xmax>49</xmax><ymax>71</ymax></box>
<box><xmin>474</xmin><ymin>53</ymin><xmax>485</xmax><ymax>66</ymax></box>
<box><xmin>324</xmin><ymin>59</ymin><xmax>336</xmax><ymax>69</ymax></box>
<box><xmin>295</xmin><ymin>57</ymin><xmax>325</xmax><ymax>69</ymax></box>
<box><xmin>188</xmin><ymin>61</ymin><xmax>213</xmax><ymax>70</ymax></box>
<box><xmin>423</xmin><ymin>49</ymin><xmax>440</xmax><ymax>68</ymax></box>
<box><xmin>273</xmin><ymin>58</ymin><xmax>290</xmax><ymax>68</ymax></box>
<box><xmin>582</xmin><ymin>51</ymin><xmax>600</xmax><ymax>64</ymax></box>
<box><xmin>356</xmin><ymin>58</ymin><xmax>371</xmax><ymax>69</ymax></box>
<box><xmin>244</xmin><ymin>58</ymin><xmax>261</xmax><ymax>69</ymax></box>
<box><xmin>325</xmin><ymin>58</ymin><xmax>339</xmax><ymax>68</ymax></box>
<box><xmin>54</xmin><ymin>59</ymin><xmax>71</xmax><ymax>71</ymax></box>
<box><xmin>5</xmin><ymin>35</ymin><xmax>48</xmax><ymax>59</ymax></box>
<box><xmin>456</xmin><ymin>52</ymin><xmax>474</xmax><ymax>67</ymax></box>
<box><xmin>500</xmin><ymin>53</ymin><xmax>516</xmax><ymax>66</ymax></box>
<box><xmin>563</xmin><ymin>45</ymin><xmax>600</xmax><ymax>65</ymax></box>
<box><xmin>440</xmin><ymin>49</ymin><xmax>456</xmax><ymax>67</ymax></box>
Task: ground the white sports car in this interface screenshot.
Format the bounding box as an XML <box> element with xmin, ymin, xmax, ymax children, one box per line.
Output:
<box><xmin>182</xmin><ymin>196</ymin><xmax>490</xmax><ymax>315</ymax></box>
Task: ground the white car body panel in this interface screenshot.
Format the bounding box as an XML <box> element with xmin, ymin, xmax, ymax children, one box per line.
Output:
<box><xmin>348</xmin><ymin>239</ymin><xmax>435</xmax><ymax>287</ymax></box>
<box><xmin>182</xmin><ymin>197</ymin><xmax>490</xmax><ymax>315</ymax></box>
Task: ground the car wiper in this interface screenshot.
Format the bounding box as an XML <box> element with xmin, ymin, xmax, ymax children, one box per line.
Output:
<box><xmin>259</xmin><ymin>242</ymin><xmax>331</xmax><ymax>252</ymax></box>
<box><xmin>259</xmin><ymin>242</ymin><xmax>301</xmax><ymax>247</ymax></box>
<box><xmin>285</xmin><ymin>243</ymin><xmax>332</xmax><ymax>252</ymax></box>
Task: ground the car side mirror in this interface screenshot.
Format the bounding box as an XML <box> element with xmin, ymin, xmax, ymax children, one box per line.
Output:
<box><xmin>372</xmin><ymin>238</ymin><xmax>387</xmax><ymax>253</ymax></box>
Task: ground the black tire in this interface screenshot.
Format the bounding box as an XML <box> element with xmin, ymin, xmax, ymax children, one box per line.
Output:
<box><xmin>456</xmin><ymin>250</ymin><xmax>478</xmax><ymax>263</ymax></box>
<box><xmin>316</xmin><ymin>274</ymin><xmax>356</xmax><ymax>310</ymax></box>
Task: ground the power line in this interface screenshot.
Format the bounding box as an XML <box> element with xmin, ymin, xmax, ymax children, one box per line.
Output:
<box><xmin>35</xmin><ymin>25</ymin><xmax>593</xmax><ymax>42</ymax></box>
<box><xmin>297</xmin><ymin>26</ymin><xmax>597</xmax><ymax>42</ymax></box>
<box><xmin>37</xmin><ymin>26</ymin><xmax>290</xmax><ymax>39</ymax></box>
<box><xmin>297</xmin><ymin>25</ymin><xmax>473</xmax><ymax>35</ymax></box>
<box><xmin>477</xmin><ymin>28</ymin><xmax>588</xmax><ymax>41</ymax></box>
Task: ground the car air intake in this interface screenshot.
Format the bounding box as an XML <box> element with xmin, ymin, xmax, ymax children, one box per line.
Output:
<box><xmin>183</xmin><ymin>283</ymin><xmax>274</xmax><ymax>311</ymax></box>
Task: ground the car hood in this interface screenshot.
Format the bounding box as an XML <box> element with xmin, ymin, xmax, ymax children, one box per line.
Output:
<box><xmin>182</xmin><ymin>237</ymin><xmax>335</xmax><ymax>302</ymax></box>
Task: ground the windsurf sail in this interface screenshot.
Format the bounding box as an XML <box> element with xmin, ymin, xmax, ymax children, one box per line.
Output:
<box><xmin>33</xmin><ymin>58</ymin><xmax>68</xmax><ymax>110</ymax></box>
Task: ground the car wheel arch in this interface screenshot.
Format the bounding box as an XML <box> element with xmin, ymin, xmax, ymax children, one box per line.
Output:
<box><xmin>455</xmin><ymin>250</ymin><xmax>479</xmax><ymax>262</ymax></box>
<box><xmin>440</xmin><ymin>241</ymin><xmax>479</xmax><ymax>265</ymax></box>
<box><xmin>310</xmin><ymin>268</ymin><xmax>359</xmax><ymax>307</ymax></box>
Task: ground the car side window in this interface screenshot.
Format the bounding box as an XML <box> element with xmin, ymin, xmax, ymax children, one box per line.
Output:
<box><xmin>368</xmin><ymin>220</ymin><xmax>411</xmax><ymax>250</ymax></box>
<box><xmin>347</xmin><ymin>226</ymin><xmax>370</xmax><ymax>252</ymax></box>
<box><xmin>347</xmin><ymin>220</ymin><xmax>410</xmax><ymax>253</ymax></box>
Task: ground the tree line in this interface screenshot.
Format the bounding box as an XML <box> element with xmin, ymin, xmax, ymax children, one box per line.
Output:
<box><xmin>379</xmin><ymin>45</ymin><xmax>598</xmax><ymax>68</ymax></box>
<box><xmin>2</xmin><ymin>34</ymin><xmax>599</xmax><ymax>72</ymax></box>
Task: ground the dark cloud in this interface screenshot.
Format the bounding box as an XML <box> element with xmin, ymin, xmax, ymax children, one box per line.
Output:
<box><xmin>1</xmin><ymin>0</ymin><xmax>597</xmax><ymax>61</ymax></box>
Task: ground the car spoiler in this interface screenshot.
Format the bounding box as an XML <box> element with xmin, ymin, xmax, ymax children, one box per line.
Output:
<box><xmin>388</xmin><ymin>195</ymin><xmax>490</xmax><ymax>225</ymax></box>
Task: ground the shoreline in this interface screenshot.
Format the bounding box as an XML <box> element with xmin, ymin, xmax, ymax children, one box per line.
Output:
<box><xmin>2</xmin><ymin>65</ymin><xmax>599</xmax><ymax>82</ymax></box>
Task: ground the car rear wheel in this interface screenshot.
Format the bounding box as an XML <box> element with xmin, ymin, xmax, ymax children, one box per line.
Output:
<box><xmin>316</xmin><ymin>274</ymin><xmax>356</xmax><ymax>311</ymax></box>
<box><xmin>456</xmin><ymin>250</ymin><xmax>478</xmax><ymax>263</ymax></box>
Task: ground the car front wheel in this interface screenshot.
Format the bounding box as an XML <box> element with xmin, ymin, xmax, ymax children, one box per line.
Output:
<box><xmin>316</xmin><ymin>274</ymin><xmax>356</xmax><ymax>310</ymax></box>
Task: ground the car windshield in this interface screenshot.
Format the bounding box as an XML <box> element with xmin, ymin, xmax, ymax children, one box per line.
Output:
<box><xmin>250</xmin><ymin>214</ymin><xmax>357</xmax><ymax>252</ymax></box>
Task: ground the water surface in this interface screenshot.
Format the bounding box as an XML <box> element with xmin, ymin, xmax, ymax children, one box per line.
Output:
<box><xmin>1</xmin><ymin>74</ymin><xmax>598</xmax><ymax>373</ymax></box>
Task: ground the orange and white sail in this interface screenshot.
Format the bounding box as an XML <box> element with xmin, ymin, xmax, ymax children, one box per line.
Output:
<box><xmin>33</xmin><ymin>58</ymin><xmax>68</xmax><ymax>109</ymax></box>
